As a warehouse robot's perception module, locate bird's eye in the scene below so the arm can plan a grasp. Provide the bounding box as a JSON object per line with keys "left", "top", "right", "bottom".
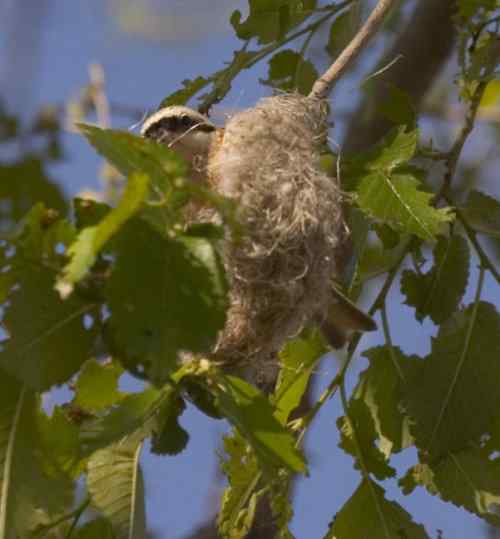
{"left": 180, "top": 115, "right": 193, "bottom": 127}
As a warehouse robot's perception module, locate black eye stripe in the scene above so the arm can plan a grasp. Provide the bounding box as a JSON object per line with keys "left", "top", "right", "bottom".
{"left": 143, "top": 116, "right": 215, "bottom": 138}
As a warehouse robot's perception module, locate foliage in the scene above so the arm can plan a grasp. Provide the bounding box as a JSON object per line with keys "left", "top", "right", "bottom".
{"left": 1, "top": 1, "right": 500, "bottom": 538}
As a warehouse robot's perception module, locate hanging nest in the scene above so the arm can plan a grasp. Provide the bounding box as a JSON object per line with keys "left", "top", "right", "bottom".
{"left": 203, "top": 94, "right": 346, "bottom": 387}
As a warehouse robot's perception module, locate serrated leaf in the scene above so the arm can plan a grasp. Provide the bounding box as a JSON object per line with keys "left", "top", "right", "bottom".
{"left": 218, "top": 432, "right": 262, "bottom": 539}
{"left": 80, "top": 388, "right": 163, "bottom": 455}
{"left": 401, "top": 234, "right": 470, "bottom": 324}
{"left": 460, "top": 189, "right": 500, "bottom": 239}
{"left": 150, "top": 387, "right": 189, "bottom": 456}
{"left": 105, "top": 218, "right": 227, "bottom": 385}
{"left": 73, "top": 359, "right": 124, "bottom": 411}
{"left": 403, "top": 301, "right": 500, "bottom": 460}
{"left": 274, "top": 330, "right": 326, "bottom": 424}
{"left": 337, "top": 399, "right": 396, "bottom": 480}
{"left": 354, "top": 346, "right": 414, "bottom": 456}
{"left": 326, "top": 479, "right": 429, "bottom": 539}
{"left": 60, "top": 173, "right": 149, "bottom": 286}
{"left": 262, "top": 49, "right": 318, "bottom": 95}
{"left": 357, "top": 171, "right": 453, "bottom": 240}
{"left": 400, "top": 448, "right": 500, "bottom": 525}
{"left": 87, "top": 432, "right": 146, "bottom": 539}
{"left": 74, "top": 517, "right": 115, "bottom": 538}
{"left": 0, "top": 376, "right": 74, "bottom": 538}
{"left": 216, "top": 375, "right": 306, "bottom": 474}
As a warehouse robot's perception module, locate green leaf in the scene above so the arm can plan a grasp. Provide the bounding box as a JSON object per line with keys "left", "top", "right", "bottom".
{"left": 326, "top": 8, "right": 359, "bottom": 58}
{"left": 87, "top": 432, "right": 146, "bottom": 539}
{"left": 337, "top": 399, "right": 396, "bottom": 480}
{"left": 0, "top": 206, "right": 96, "bottom": 391}
{"left": 403, "top": 301, "right": 500, "bottom": 460}
{"left": 80, "top": 388, "right": 163, "bottom": 455}
{"left": 74, "top": 518, "right": 115, "bottom": 538}
{"left": 401, "top": 234, "right": 470, "bottom": 324}
{"left": 159, "top": 76, "right": 211, "bottom": 108}
{"left": 218, "top": 432, "right": 262, "bottom": 539}
{"left": 73, "top": 359, "right": 124, "bottom": 412}
{"left": 0, "top": 376, "right": 74, "bottom": 538}
{"left": 262, "top": 49, "right": 318, "bottom": 95}
{"left": 150, "top": 388, "right": 189, "bottom": 456}
{"left": 215, "top": 375, "right": 306, "bottom": 474}
{"left": 274, "top": 330, "right": 326, "bottom": 424}
{"left": 354, "top": 346, "right": 414, "bottom": 456}
{"left": 230, "top": 0, "right": 316, "bottom": 44}
{"left": 74, "top": 197, "right": 111, "bottom": 230}
{"left": 458, "top": 0, "right": 497, "bottom": 18}
{"left": 60, "top": 172, "right": 149, "bottom": 286}
{"left": 378, "top": 85, "right": 417, "bottom": 129}
{"left": 105, "top": 218, "right": 227, "bottom": 384}
{"left": 400, "top": 447, "right": 500, "bottom": 525}
{"left": 326, "top": 479, "right": 429, "bottom": 539}
{"left": 460, "top": 189, "right": 500, "bottom": 239}
{"left": 351, "top": 127, "right": 419, "bottom": 174}
{"left": 357, "top": 171, "right": 453, "bottom": 240}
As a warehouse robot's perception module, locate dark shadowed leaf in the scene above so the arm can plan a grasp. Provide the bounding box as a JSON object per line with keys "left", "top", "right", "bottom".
{"left": 74, "top": 518, "right": 115, "bottom": 538}
{"left": 459, "top": 189, "right": 500, "bottom": 239}
{"left": 105, "top": 218, "right": 227, "bottom": 384}
{"left": 150, "top": 387, "right": 189, "bottom": 455}
{"left": 401, "top": 234, "right": 470, "bottom": 323}
{"left": 378, "top": 85, "right": 417, "bottom": 128}
{"left": 326, "top": 479, "right": 429, "bottom": 539}
{"left": 262, "top": 49, "right": 318, "bottom": 95}
{"left": 403, "top": 302, "right": 500, "bottom": 460}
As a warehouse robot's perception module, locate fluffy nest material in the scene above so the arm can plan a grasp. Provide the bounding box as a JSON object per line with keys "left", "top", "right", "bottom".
{"left": 204, "top": 94, "right": 345, "bottom": 387}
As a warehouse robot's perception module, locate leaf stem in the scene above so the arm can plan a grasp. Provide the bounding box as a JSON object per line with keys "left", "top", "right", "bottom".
{"left": 65, "top": 497, "right": 91, "bottom": 538}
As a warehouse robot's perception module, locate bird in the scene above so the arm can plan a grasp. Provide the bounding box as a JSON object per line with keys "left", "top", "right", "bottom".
{"left": 141, "top": 97, "right": 376, "bottom": 386}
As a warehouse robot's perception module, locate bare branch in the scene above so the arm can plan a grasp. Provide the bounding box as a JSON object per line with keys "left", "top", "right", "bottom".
{"left": 309, "top": 0, "right": 399, "bottom": 99}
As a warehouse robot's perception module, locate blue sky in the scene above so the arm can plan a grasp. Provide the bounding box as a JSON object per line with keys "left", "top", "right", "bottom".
{"left": 0, "top": 1, "right": 497, "bottom": 537}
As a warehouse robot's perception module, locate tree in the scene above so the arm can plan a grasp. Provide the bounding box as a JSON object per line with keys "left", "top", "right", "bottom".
{"left": 0, "top": 0, "right": 499, "bottom": 538}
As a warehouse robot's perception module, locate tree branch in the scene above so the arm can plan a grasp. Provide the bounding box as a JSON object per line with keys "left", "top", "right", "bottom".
{"left": 309, "top": 0, "right": 399, "bottom": 99}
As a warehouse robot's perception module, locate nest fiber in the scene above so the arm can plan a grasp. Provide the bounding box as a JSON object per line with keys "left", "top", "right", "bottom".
{"left": 206, "top": 94, "right": 345, "bottom": 386}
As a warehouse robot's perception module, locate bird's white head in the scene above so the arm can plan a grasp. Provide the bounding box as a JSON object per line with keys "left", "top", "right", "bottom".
{"left": 141, "top": 105, "right": 217, "bottom": 182}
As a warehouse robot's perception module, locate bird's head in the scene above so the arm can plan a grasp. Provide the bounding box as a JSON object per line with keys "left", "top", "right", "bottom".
{"left": 141, "top": 105, "right": 217, "bottom": 182}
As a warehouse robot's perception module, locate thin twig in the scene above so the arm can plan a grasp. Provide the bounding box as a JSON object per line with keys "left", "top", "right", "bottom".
{"left": 309, "top": 0, "right": 399, "bottom": 99}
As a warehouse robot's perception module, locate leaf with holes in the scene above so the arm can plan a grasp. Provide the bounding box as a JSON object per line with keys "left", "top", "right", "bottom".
{"left": 403, "top": 302, "right": 500, "bottom": 460}
{"left": 354, "top": 346, "right": 414, "bottom": 457}
{"left": 326, "top": 479, "right": 429, "bottom": 538}
{"left": 400, "top": 447, "right": 500, "bottom": 526}
{"left": 401, "top": 234, "right": 470, "bottom": 324}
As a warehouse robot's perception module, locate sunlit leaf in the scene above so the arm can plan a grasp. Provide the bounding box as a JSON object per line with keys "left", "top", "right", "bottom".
{"left": 401, "top": 234, "right": 470, "bottom": 323}
{"left": 216, "top": 375, "right": 306, "bottom": 474}
{"left": 60, "top": 172, "right": 149, "bottom": 286}
{"left": 73, "top": 359, "right": 125, "bottom": 412}
{"left": 87, "top": 432, "right": 146, "bottom": 539}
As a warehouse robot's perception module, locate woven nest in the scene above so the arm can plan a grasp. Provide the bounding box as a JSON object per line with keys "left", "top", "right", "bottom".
{"left": 202, "top": 94, "right": 345, "bottom": 387}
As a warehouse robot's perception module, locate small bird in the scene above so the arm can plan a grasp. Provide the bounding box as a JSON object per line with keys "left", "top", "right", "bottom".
{"left": 141, "top": 98, "right": 375, "bottom": 384}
